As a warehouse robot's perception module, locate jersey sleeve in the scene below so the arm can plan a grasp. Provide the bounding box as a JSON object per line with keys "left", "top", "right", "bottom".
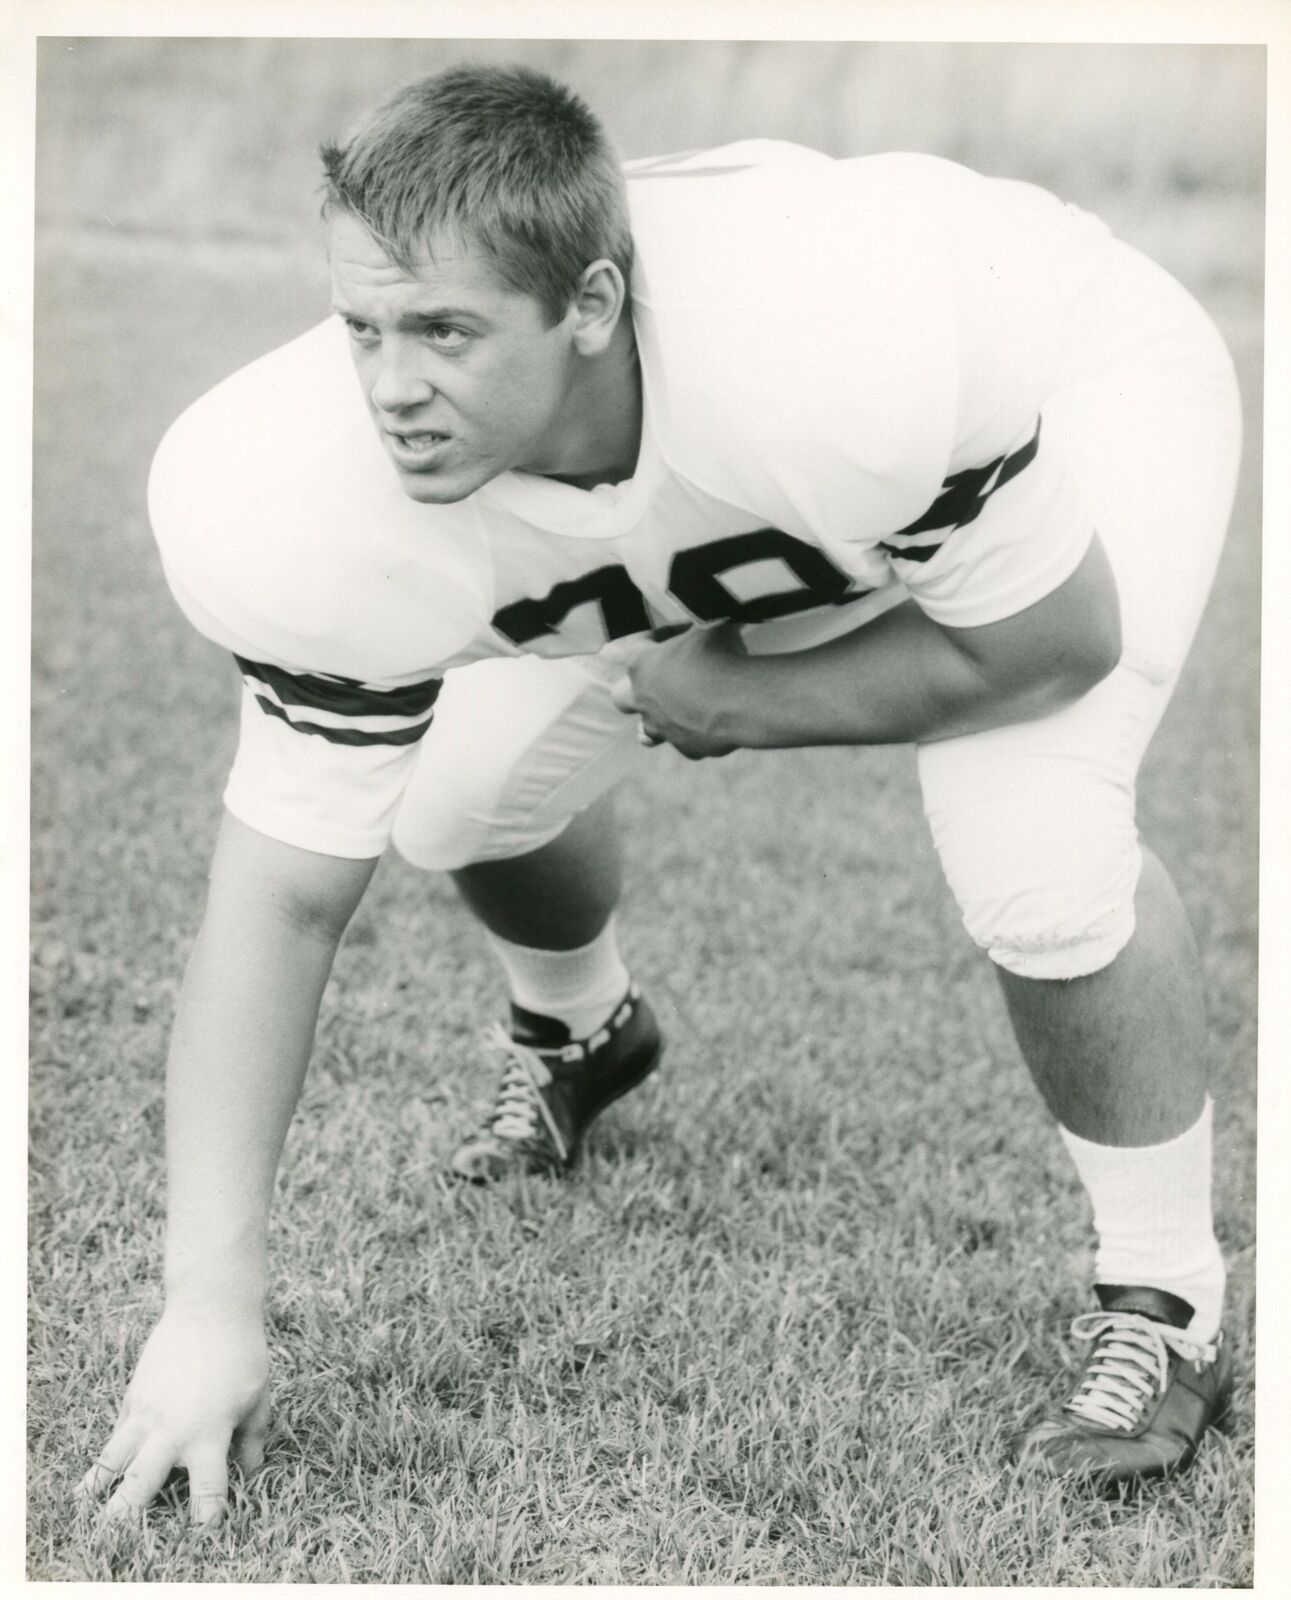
{"left": 857, "top": 156, "right": 1103, "bottom": 627}
{"left": 877, "top": 413, "right": 1095, "bottom": 629}
{"left": 147, "top": 318, "right": 498, "bottom": 858}
{"left": 639, "top": 151, "right": 1103, "bottom": 628}
{"left": 223, "top": 657, "right": 442, "bottom": 859}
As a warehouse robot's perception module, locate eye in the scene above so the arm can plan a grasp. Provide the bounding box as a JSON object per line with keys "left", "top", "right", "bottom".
{"left": 341, "top": 316, "right": 378, "bottom": 344}
{"left": 425, "top": 323, "right": 470, "bottom": 351}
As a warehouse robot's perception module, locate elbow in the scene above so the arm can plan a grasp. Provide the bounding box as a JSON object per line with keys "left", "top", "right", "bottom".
{"left": 206, "top": 814, "right": 376, "bottom": 950}
{"left": 273, "top": 882, "right": 361, "bottom": 948}
{"left": 1074, "top": 601, "right": 1123, "bottom": 692}
{"left": 949, "top": 536, "right": 1124, "bottom": 729}
{"left": 1058, "top": 533, "right": 1124, "bottom": 698}
{"left": 1028, "top": 528, "right": 1125, "bottom": 708}
{"left": 1047, "top": 607, "right": 1123, "bottom": 708}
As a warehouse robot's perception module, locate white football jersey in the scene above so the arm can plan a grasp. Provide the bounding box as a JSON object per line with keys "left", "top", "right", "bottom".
{"left": 149, "top": 142, "right": 1123, "bottom": 856}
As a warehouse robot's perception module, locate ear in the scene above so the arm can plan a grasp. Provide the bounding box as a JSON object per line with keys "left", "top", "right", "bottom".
{"left": 569, "top": 260, "right": 628, "bottom": 356}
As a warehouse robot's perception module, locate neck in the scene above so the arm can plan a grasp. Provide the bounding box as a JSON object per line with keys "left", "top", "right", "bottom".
{"left": 542, "top": 320, "right": 642, "bottom": 491}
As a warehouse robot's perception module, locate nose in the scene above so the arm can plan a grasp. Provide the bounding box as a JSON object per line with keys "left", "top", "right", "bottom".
{"left": 369, "top": 348, "right": 435, "bottom": 414}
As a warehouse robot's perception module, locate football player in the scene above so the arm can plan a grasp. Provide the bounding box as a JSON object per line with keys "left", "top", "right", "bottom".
{"left": 81, "top": 66, "right": 1242, "bottom": 1523}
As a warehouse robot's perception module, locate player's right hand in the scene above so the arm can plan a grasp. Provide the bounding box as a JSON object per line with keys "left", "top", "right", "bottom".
{"left": 78, "top": 1304, "right": 270, "bottom": 1527}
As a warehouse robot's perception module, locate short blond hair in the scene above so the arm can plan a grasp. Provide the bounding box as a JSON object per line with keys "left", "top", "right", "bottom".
{"left": 320, "top": 65, "right": 633, "bottom": 324}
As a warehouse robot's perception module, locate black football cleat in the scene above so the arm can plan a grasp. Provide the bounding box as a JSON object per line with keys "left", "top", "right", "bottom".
{"left": 1012, "top": 1284, "right": 1232, "bottom": 1487}
{"left": 449, "top": 984, "right": 663, "bottom": 1182}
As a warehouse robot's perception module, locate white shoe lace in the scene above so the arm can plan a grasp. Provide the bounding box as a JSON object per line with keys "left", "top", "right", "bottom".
{"left": 480, "top": 1024, "right": 568, "bottom": 1162}
{"left": 1064, "top": 1311, "right": 1217, "bottom": 1432}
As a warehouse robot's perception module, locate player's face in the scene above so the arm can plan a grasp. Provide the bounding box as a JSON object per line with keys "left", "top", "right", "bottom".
{"left": 328, "top": 211, "right": 580, "bottom": 504}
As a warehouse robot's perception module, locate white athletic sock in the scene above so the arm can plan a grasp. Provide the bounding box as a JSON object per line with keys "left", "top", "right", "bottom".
{"left": 1059, "top": 1097, "right": 1225, "bottom": 1342}
{"left": 485, "top": 919, "right": 631, "bottom": 1041}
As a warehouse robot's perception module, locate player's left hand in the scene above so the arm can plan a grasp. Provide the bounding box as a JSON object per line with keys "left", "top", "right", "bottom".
{"left": 609, "top": 623, "right": 748, "bottom": 760}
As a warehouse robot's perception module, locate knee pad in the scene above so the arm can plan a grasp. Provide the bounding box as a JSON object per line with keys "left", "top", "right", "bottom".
{"left": 961, "top": 856, "right": 1140, "bottom": 980}
{"left": 923, "top": 755, "right": 1142, "bottom": 980}
{"left": 390, "top": 764, "right": 571, "bottom": 873}
{"left": 389, "top": 655, "right": 641, "bottom": 873}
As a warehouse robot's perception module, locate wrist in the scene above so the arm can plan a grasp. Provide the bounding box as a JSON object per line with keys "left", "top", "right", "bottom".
{"left": 164, "top": 1234, "right": 267, "bottom": 1315}
{"left": 163, "top": 1273, "right": 266, "bottom": 1322}
{"left": 713, "top": 653, "right": 776, "bottom": 749}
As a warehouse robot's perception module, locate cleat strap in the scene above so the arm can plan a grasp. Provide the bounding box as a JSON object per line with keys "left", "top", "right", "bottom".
{"left": 1095, "top": 1283, "right": 1196, "bottom": 1329}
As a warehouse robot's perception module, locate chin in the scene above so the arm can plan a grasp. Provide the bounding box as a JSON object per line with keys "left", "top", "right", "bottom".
{"left": 398, "top": 473, "right": 473, "bottom": 505}
{"left": 395, "top": 467, "right": 485, "bottom": 506}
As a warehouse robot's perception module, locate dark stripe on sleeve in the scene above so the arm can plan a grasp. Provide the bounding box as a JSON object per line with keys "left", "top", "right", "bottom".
{"left": 953, "top": 418, "right": 1044, "bottom": 533}
{"left": 995, "top": 416, "right": 1042, "bottom": 491}
{"left": 235, "top": 656, "right": 442, "bottom": 718}
{"left": 880, "top": 418, "right": 1043, "bottom": 564}
{"left": 885, "top": 458, "right": 1006, "bottom": 544}
{"left": 251, "top": 694, "right": 433, "bottom": 747}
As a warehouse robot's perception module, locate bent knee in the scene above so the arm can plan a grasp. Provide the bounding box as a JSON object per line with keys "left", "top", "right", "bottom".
{"left": 390, "top": 778, "right": 570, "bottom": 873}
{"left": 972, "top": 894, "right": 1138, "bottom": 979}
{"left": 390, "top": 709, "right": 638, "bottom": 873}
{"left": 934, "top": 802, "right": 1143, "bottom": 980}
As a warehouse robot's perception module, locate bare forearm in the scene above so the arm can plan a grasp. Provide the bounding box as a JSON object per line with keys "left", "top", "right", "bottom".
{"left": 618, "top": 537, "right": 1122, "bottom": 757}
{"left": 163, "top": 913, "right": 337, "bottom": 1305}
{"left": 731, "top": 601, "right": 1068, "bottom": 747}
{"left": 162, "top": 816, "right": 376, "bottom": 1308}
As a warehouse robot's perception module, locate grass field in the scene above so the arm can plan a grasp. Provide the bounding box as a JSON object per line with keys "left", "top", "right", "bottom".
{"left": 28, "top": 39, "right": 1262, "bottom": 1584}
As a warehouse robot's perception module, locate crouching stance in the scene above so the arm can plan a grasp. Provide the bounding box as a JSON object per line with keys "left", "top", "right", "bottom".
{"left": 82, "top": 66, "right": 1240, "bottom": 1522}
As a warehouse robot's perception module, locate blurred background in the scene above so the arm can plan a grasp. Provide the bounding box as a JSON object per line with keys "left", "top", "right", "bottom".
{"left": 29, "top": 38, "right": 1264, "bottom": 1583}
{"left": 37, "top": 38, "right": 1264, "bottom": 311}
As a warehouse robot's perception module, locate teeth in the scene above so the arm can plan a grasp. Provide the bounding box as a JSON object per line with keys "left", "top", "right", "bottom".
{"left": 398, "top": 433, "right": 443, "bottom": 450}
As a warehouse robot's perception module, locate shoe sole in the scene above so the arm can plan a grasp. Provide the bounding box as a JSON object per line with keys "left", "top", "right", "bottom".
{"left": 1014, "top": 1385, "right": 1234, "bottom": 1492}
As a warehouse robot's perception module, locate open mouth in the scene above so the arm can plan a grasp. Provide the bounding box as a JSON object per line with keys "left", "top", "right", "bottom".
{"left": 390, "top": 430, "right": 450, "bottom": 459}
